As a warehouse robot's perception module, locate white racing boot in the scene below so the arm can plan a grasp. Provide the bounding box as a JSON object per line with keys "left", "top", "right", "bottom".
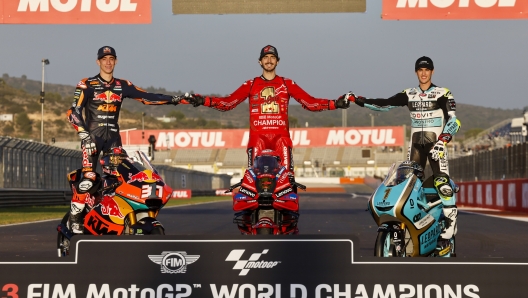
{"left": 440, "top": 206, "right": 458, "bottom": 240}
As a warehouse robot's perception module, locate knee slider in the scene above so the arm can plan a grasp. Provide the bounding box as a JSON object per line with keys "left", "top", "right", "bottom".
{"left": 434, "top": 176, "right": 453, "bottom": 197}
{"left": 76, "top": 171, "right": 101, "bottom": 195}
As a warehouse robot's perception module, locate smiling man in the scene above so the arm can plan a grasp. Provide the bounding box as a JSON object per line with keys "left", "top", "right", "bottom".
{"left": 351, "top": 56, "right": 461, "bottom": 244}
{"left": 184, "top": 45, "right": 353, "bottom": 172}
{"left": 65, "top": 46, "right": 183, "bottom": 234}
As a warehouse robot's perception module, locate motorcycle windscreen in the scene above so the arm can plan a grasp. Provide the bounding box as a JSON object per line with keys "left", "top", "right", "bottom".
{"left": 252, "top": 155, "right": 281, "bottom": 175}
{"left": 384, "top": 161, "right": 415, "bottom": 187}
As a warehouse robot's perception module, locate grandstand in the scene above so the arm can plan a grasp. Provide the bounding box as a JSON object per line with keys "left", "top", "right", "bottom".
{"left": 162, "top": 146, "right": 405, "bottom": 178}
{"left": 53, "top": 141, "right": 406, "bottom": 178}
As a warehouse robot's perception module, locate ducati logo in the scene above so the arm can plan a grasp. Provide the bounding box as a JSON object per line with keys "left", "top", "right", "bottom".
{"left": 148, "top": 251, "right": 200, "bottom": 274}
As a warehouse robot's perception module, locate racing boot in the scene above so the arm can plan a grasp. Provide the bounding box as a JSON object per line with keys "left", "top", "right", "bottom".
{"left": 69, "top": 202, "right": 85, "bottom": 234}
{"left": 440, "top": 206, "right": 458, "bottom": 240}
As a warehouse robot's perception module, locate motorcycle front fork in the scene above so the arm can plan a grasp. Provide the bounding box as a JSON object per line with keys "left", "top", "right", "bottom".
{"left": 391, "top": 223, "right": 406, "bottom": 257}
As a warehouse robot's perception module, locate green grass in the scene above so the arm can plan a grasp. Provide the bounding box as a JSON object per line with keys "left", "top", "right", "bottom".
{"left": 0, "top": 196, "right": 230, "bottom": 226}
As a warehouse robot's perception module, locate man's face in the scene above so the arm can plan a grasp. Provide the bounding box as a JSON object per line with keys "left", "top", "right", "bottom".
{"left": 259, "top": 54, "right": 278, "bottom": 71}
{"left": 97, "top": 55, "right": 117, "bottom": 75}
{"left": 416, "top": 68, "right": 433, "bottom": 85}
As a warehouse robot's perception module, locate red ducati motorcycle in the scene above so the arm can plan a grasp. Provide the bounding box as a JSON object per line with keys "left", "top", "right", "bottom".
{"left": 230, "top": 150, "right": 306, "bottom": 235}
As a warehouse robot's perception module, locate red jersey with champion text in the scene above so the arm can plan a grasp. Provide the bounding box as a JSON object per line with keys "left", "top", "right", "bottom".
{"left": 203, "top": 75, "right": 337, "bottom": 135}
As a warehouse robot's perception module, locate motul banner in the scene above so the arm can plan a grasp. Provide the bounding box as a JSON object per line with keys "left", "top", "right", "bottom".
{"left": 0, "top": 0, "right": 151, "bottom": 24}
{"left": 382, "top": 0, "right": 528, "bottom": 20}
{"left": 121, "top": 127, "right": 405, "bottom": 149}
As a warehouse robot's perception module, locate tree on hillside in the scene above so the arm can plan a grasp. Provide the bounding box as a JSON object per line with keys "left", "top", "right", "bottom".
{"left": 15, "top": 112, "right": 32, "bottom": 136}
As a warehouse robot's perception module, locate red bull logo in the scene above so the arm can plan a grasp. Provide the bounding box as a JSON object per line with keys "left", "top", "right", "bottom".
{"left": 100, "top": 195, "right": 124, "bottom": 218}
{"left": 94, "top": 91, "right": 122, "bottom": 103}
{"left": 127, "top": 170, "right": 163, "bottom": 184}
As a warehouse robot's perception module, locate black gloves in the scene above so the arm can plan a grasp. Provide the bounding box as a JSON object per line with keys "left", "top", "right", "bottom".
{"left": 355, "top": 95, "right": 366, "bottom": 107}
{"left": 78, "top": 131, "right": 97, "bottom": 156}
{"left": 170, "top": 95, "right": 182, "bottom": 105}
{"left": 185, "top": 93, "right": 205, "bottom": 107}
{"left": 334, "top": 92, "right": 355, "bottom": 109}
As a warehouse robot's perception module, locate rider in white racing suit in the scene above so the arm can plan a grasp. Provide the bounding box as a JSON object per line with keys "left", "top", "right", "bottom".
{"left": 353, "top": 56, "right": 461, "bottom": 241}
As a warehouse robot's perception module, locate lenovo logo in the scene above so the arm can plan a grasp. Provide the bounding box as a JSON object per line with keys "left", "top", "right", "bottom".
{"left": 18, "top": 0, "right": 138, "bottom": 12}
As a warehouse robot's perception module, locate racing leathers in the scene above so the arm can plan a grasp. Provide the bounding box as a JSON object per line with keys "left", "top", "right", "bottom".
{"left": 197, "top": 75, "right": 339, "bottom": 171}
{"left": 355, "top": 84, "right": 461, "bottom": 240}
{"left": 66, "top": 74, "right": 178, "bottom": 234}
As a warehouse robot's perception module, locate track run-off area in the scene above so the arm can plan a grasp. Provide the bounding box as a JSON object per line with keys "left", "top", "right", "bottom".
{"left": 1, "top": 183, "right": 527, "bottom": 261}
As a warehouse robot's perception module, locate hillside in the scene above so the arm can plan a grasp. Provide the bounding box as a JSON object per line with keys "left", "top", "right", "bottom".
{"left": 0, "top": 74, "right": 523, "bottom": 143}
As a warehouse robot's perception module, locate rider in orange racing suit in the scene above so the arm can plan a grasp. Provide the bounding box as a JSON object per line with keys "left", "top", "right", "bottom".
{"left": 66, "top": 46, "right": 183, "bottom": 234}
{"left": 185, "top": 45, "right": 354, "bottom": 172}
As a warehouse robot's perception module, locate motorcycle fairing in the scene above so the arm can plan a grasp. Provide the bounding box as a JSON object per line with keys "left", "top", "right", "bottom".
{"left": 84, "top": 208, "right": 124, "bottom": 235}
{"left": 371, "top": 174, "right": 445, "bottom": 257}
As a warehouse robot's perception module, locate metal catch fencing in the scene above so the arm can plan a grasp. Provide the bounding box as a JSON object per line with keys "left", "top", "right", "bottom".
{"left": 449, "top": 143, "right": 527, "bottom": 182}
{"left": 0, "top": 136, "right": 231, "bottom": 194}
{"left": 0, "top": 136, "right": 81, "bottom": 189}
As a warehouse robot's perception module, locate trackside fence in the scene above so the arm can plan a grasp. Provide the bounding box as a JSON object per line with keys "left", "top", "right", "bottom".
{"left": 0, "top": 136, "right": 231, "bottom": 207}
{"left": 449, "top": 143, "right": 527, "bottom": 182}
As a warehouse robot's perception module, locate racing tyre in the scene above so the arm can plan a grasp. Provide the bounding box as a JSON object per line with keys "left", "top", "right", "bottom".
{"left": 57, "top": 212, "right": 70, "bottom": 257}
{"left": 256, "top": 228, "right": 273, "bottom": 234}
{"left": 374, "top": 230, "right": 397, "bottom": 257}
{"left": 151, "top": 226, "right": 165, "bottom": 235}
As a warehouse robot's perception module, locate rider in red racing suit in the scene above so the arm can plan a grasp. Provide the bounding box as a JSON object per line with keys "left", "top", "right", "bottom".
{"left": 185, "top": 45, "right": 354, "bottom": 172}
{"left": 65, "top": 46, "right": 182, "bottom": 234}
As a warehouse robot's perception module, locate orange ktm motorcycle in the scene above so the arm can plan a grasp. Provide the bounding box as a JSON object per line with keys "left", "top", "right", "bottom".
{"left": 57, "top": 150, "right": 172, "bottom": 257}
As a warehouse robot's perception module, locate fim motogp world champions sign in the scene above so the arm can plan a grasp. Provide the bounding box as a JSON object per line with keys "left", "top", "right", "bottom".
{"left": 1, "top": 235, "right": 528, "bottom": 297}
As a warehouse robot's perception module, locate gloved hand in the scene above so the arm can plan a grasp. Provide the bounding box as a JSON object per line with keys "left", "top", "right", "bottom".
{"left": 430, "top": 140, "right": 446, "bottom": 161}
{"left": 335, "top": 91, "right": 355, "bottom": 109}
{"left": 185, "top": 93, "right": 205, "bottom": 107}
{"left": 170, "top": 95, "right": 182, "bottom": 105}
{"left": 78, "top": 131, "right": 97, "bottom": 156}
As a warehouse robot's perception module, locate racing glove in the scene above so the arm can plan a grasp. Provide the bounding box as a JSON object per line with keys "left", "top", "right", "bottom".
{"left": 334, "top": 92, "right": 355, "bottom": 109}
{"left": 78, "top": 131, "right": 97, "bottom": 156}
{"left": 430, "top": 140, "right": 446, "bottom": 161}
{"left": 354, "top": 95, "right": 366, "bottom": 107}
{"left": 170, "top": 95, "right": 183, "bottom": 105}
{"left": 185, "top": 93, "right": 205, "bottom": 107}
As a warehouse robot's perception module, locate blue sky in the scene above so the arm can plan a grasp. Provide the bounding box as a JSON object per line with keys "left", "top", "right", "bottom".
{"left": 0, "top": 1, "right": 527, "bottom": 109}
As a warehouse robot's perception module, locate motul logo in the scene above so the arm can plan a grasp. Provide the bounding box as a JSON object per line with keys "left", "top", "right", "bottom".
{"left": 326, "top": 129, "right": 397, "bottom": 146}
{"left": 17, "top": 0, "right": 139, "bottom": 12}
{"left": 384, "top": 0, "right": 526, "bottom": 20}
{"left": 172, "top": 190, "right": 191, "bottom": 199}
{"left": 396, "top": 0, "right": 516, "bottom": 8}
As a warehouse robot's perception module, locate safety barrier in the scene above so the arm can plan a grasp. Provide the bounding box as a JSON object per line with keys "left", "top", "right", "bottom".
{"left": 0, "top": 136, "right": 232, "bottom": 194}
{"left": 458, "top": 179, "right": 528, "bottom": 212}
{"left": 0, "top": 189, "right": 73, "bottom": 207}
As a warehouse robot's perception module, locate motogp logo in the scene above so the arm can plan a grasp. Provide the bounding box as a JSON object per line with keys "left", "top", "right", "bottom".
{"left": 225, "top": 249, "right": 280, "bottom": 276}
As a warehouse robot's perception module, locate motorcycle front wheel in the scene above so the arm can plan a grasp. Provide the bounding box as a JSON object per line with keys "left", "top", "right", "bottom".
{"left": 256, "top": 228, "right": 273, "bottom": 234}
{"left": 150, "top": 226, "right": 165, "bottom": 235}
{"left": 374, "top": 230, "right": 405, "bottom": 257}
{"left": 57, "top": 212, "right": 70, "bottom": 257}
